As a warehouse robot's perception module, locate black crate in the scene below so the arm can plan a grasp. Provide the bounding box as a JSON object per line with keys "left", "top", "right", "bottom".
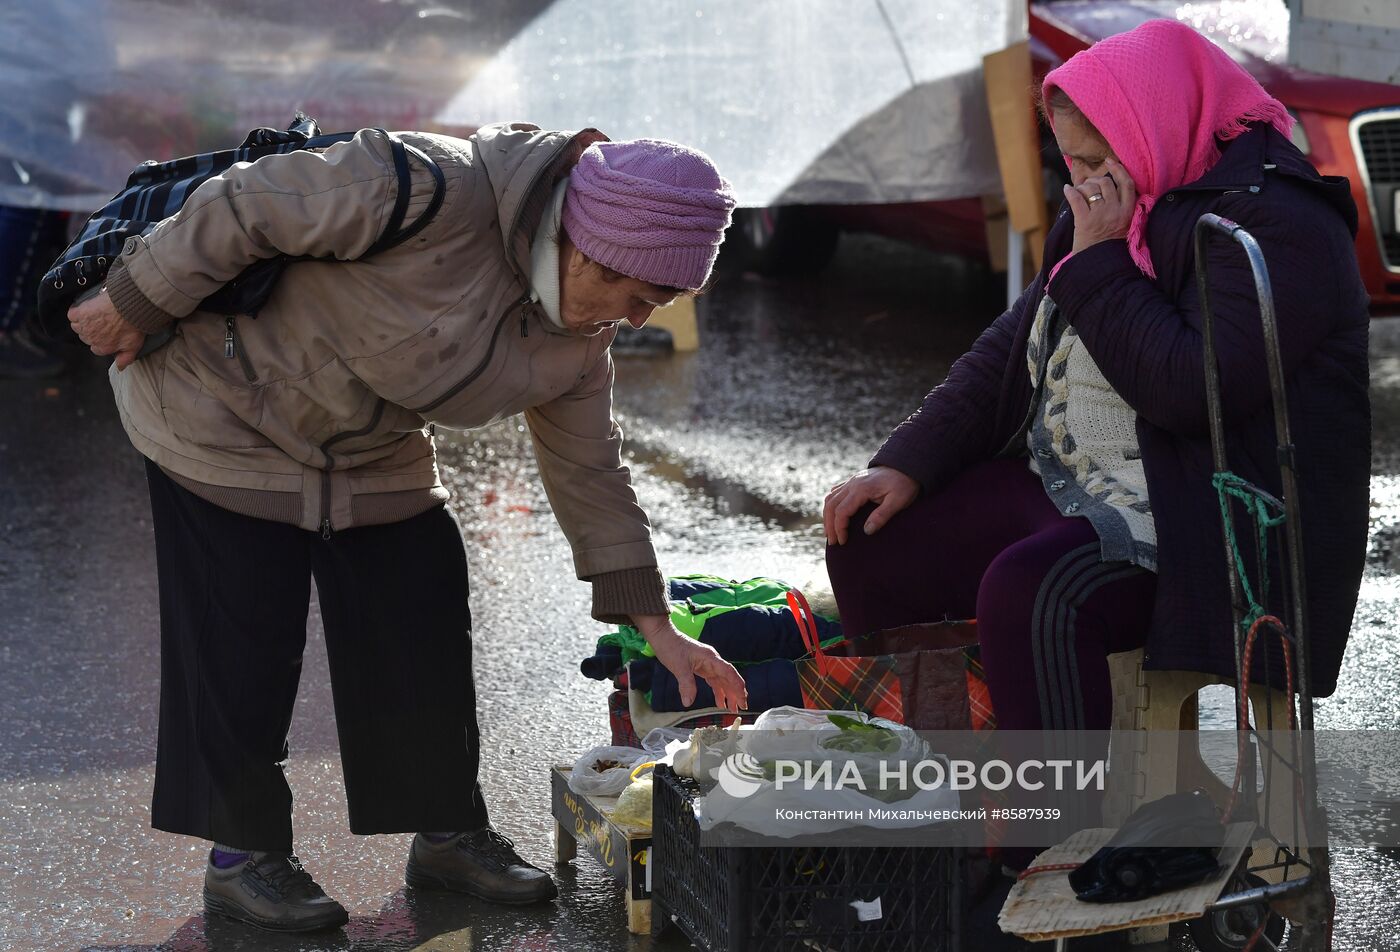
{"left": 651, "top": 766, "right": 959, "bottom": 952}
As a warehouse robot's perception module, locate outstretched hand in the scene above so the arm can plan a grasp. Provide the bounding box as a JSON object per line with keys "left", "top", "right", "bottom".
{"left": 635, "top": 614, "right": 747, "bottom": 713}
{"left": 823, "top": 466, "right": 918, "bottom": 545}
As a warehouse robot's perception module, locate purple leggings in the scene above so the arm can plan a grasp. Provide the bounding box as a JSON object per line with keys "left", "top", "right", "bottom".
{"left": 825, "top": 458, "right": 1155, "bottom": 731}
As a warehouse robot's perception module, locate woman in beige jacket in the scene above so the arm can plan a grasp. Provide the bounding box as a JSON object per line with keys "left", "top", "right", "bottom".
{"left": 67, "top": 123, "right": 744, "bottom": 932}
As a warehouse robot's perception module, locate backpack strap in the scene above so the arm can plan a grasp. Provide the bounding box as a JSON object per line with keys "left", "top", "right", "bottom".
{"left": 209, "top": 132, "right": 446, "bottom": 318}
{"left": 366, "top": 130, "right": 411, "bottom": 257}
{"left": 365, "top": 134, "right": 447, "bottom": 257}
{"left": 388, "top": 142, "right": 447, "bottom": 248}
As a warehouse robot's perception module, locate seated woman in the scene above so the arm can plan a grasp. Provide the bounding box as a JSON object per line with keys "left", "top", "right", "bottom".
{"left": 823, "top": 19, "right": 1369, "bottom": 737}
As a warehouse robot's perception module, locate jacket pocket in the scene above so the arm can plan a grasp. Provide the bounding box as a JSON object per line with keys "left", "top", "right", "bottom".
{"left": 160, "top": 355, "right": 275, "bottom": 449}
{"left": 343, "top": 430, "right": 439, "bottom": 494}
{"left": 382, "top": 401, "right": 428, "bottom": 434}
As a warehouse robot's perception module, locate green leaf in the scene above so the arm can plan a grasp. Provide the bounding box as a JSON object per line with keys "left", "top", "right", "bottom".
{"left": 827, "top": 713, "right": 876, "bottom": 732}
{"left": 824, "top": 714, "right": 900, "bottom": 753}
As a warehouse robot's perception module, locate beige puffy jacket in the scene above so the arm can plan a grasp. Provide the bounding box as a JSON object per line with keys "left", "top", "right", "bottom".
{"left": 105, "top": 122, "right": 668, "bottom": 621}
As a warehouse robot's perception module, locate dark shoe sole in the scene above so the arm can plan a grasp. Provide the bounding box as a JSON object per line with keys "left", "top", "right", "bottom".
{"left": 405, "top": 861, "right": 558, "bottom": 905}
{"left": 203, "top": 889, "right": 350, "bottom": 933}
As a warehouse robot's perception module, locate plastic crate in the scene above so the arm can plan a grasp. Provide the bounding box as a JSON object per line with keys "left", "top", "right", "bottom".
{"left": 651, "top": 766, "right": 959, "bottom": 952}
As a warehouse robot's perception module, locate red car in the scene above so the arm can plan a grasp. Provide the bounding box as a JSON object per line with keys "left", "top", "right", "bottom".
{"left": 734, "top": 1, "right": 1400, "bottom": 314}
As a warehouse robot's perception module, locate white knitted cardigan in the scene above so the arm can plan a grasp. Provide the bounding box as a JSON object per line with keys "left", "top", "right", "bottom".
{"left": 1026, "top": 296, "right": 1158, "bottom": 556}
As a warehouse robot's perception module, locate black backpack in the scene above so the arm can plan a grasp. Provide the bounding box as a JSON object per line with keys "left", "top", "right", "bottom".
{"left": 37, "top": 114, "right": 445, "bottom": 340}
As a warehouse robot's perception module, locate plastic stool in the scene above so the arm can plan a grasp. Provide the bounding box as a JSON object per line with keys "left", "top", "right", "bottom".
{"left": 1104, "top": 648, "right": 1307, "bottom": 883}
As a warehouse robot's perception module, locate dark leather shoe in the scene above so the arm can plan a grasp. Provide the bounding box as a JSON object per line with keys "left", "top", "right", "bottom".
{"left": 203, "top": 851, "right": 349, "bottom": 932}
{"left": 405, "top": 828, "right": 558, "bottom": 904}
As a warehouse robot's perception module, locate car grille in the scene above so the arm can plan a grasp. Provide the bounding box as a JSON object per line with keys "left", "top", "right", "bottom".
{"left": 1356, "top": 113, "right": 1400, "bottom": 269}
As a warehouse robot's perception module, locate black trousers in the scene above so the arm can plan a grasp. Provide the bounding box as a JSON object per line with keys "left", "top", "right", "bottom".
{"left": 145, "top": 460, "right": 488, "bottom": 852}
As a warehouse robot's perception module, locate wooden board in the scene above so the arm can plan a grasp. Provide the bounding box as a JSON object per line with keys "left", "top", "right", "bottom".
{"left": 550, "top": 765, "right": 653, "bottom": 934}
{"left": 997, "top": 822, "right": 1255, "bottom": 941}
{"left": 982, "top": 40, "right": 1048, "bottom": 270}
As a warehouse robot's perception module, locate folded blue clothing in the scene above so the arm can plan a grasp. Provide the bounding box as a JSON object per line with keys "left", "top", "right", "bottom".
{"left": 666, "top": 576, "right": 730, "bottom": 601}
{"left": 665, "top": 575, "right": 793, "bottom": 607}
{"left": 580, "top": 643, "right": 625, "bottom": 681}
{"left": 682, "top": 603, "right": 841, "bottom": 663}
{"left": 630, "top": 657, "right": 803, "bottom": 713}
{"left": 579, "top": 603, "right": 843, "bottom": 682}
{"left": 581, "top": 574, "right": 842, "bottom": 685}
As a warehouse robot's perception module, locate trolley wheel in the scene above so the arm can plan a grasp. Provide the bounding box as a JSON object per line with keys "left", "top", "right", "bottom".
{"left": 1189, "top": 873, "right": 1286, "bottom": 951}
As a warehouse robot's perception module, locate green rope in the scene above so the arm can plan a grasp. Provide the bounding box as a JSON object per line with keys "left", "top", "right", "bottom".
{"left": 1212, "top": 471, "right": 1286, "bottom": 630}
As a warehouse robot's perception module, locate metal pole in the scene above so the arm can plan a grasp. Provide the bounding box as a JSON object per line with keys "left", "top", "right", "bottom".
{"left": 1193, "top": 215, "right": 1251, "bottom": 689}
{"left": 1008, "top": 224, "right": 1024, "bottom": 309}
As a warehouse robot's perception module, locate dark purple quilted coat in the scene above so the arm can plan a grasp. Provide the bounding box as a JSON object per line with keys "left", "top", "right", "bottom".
{"left": 872, "top": 126, "right": 1369, "bottom": 696}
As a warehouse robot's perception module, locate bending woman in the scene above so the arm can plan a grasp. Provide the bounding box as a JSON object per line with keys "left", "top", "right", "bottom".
{"left": 823, "top": 20, "right": 1368, "bottom": 736}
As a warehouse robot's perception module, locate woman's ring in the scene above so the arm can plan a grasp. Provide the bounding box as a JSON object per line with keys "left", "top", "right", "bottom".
{"left": 1087, "top": 193, "right": 1105, "bottom": 204}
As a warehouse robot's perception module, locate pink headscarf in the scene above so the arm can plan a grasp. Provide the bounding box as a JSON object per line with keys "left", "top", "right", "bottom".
{"left": 1042, "top": 19, "right": 1293, "bottom": 279}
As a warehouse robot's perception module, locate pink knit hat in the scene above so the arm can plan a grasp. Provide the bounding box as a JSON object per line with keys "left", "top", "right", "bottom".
{"left": 562, "top": 139, "right": 736, "bottom": 292}
{"left": 1043, "top": 19, "right": 1292, "bottom": 279}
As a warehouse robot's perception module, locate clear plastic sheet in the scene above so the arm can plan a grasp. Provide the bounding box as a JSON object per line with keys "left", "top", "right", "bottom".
{"left": 438, "top": 0, "right": 1025, "bottom": 207}
{"left": 2, "top": 0, "right": 1022, "bottom": 212}
{"left": 0, "top": 0, "right": 531, "bottom": 211}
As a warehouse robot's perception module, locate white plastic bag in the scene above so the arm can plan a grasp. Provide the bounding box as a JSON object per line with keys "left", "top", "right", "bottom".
{"left": 744, "top": 706, "right": 867, "bottom": 762}
{"left": 640, "top": 726, "right": 693, "bottom": 759}
{"left": 693, "top": 707, "right": 959, "bottom": 835}
{"left": 674, "top": 723, "right": 744, "bottom": 779}
{"left": 568, "top": 745, "right": 650, "bottom": 797}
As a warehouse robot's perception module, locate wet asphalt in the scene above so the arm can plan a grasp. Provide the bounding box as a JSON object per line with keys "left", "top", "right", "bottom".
{"left": 1, "top": 234, "right": 1398, "bottom": 951}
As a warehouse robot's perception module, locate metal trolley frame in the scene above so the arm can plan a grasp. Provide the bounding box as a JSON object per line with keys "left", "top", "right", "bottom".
{"left": 1191, "top": 212, "right": 1334, "bottom": 952}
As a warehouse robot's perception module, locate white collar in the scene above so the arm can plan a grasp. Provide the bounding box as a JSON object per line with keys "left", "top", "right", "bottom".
{"left": 527, "top": 179, "right": 569, "bottom": 329}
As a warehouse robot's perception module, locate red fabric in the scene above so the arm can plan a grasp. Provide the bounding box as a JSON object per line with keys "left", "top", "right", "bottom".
{"left": 795, "top": 654, "right": 907, "bottom": 723}
{"left": 608, "top": 689, "right": 640, "bottom": 748}
{"left": 789, "top": 589, "right": 906, "bottom": 723}
{"left": 1042, "top": 18, "right": 1291, "bottom": 279}
{"left": 964, "top": 644, "right": 1007, "bottom": 855}
{"left": 964, "top": 648, "right": 996, "bottom": 733}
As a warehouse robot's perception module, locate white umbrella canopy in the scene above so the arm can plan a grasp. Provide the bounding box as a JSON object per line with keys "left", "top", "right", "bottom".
{"left": 438, "top": 0, "right": 1027, "bottom": 208}
{"left": 0, "top": 0, "right": 547, "bottom": 211}
{"left": 0, "top": 0, "right": 1021, "bottom": 212}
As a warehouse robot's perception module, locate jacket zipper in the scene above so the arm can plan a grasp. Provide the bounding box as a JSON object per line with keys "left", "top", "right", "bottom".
{"left": 412, "top": 295, "right": 531, "bottom": 414}
{"left": 407, "top": 132, "right": 577, "bottom": 414}
{"left": 499, "top": 134, "right": 580, "bottom": 336}
{"left": 995, "top": 304, "right": 1063, "bottom": 459}
{"left": 319, "top": 468, "right": 333, "bottom": 539}
{"left": 317, "top": 398, "right": 387, "bottom": 539}
{"left": 504, "top": 135, "right": 577, "bottom": 270}
{"left": 223, "top": 316, "right": 259, "bottom": 383}
{"left": 495, "top": 129, "right": 585, "bottom": 293}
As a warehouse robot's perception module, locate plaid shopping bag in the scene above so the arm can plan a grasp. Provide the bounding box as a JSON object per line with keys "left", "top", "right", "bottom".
{"left": 963, "top": 643, "right": 1008, "bottom": 854}
{"left": 964, "top": 643, "right": 997, "bottom": 732}
{"left": 789, "top": 590, "right": 906, "bottom": 722}
{"left": 828, "top": 618, "right": 1009, "bottom": 856}
{"left": 832, "top": 620, "right": 980, "bottom": 730}
{"left": 607, "top": 689, "right": 641, "bottom": 748}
